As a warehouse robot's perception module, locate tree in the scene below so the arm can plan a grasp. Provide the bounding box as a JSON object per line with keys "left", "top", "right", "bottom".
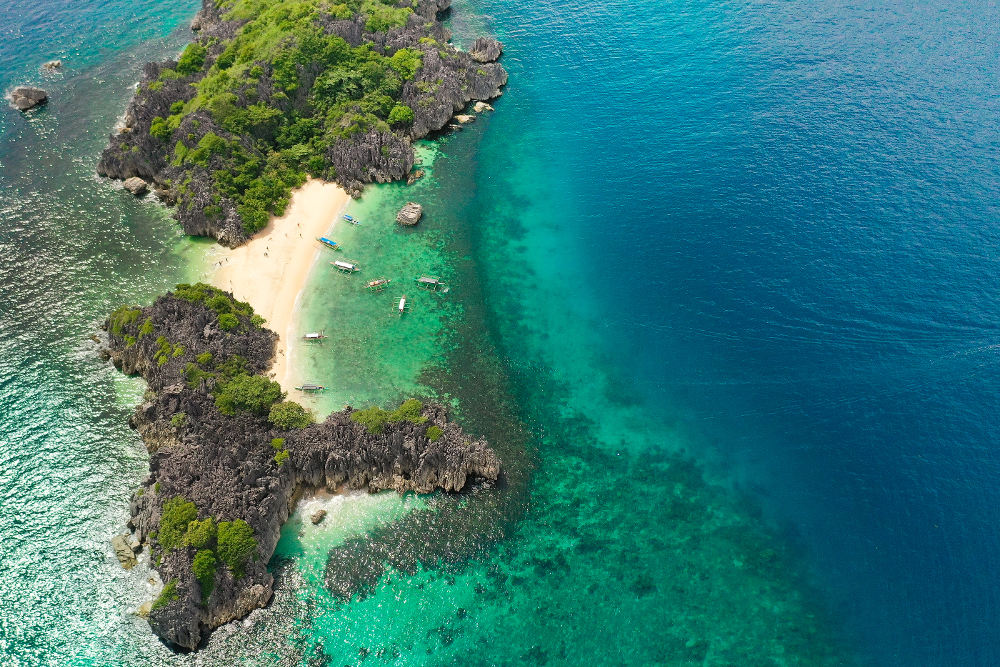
{"left": 215, "top": 373, "right": 284, "bottom": 416}
{"left": 268, "top": 401, "right": 313, "bottom": 429}
{"left": 387, "top": 104, "right": 414, "bottom": 127}
{"left": 158, "top": 497, "right": 198, "bottom": 551}
{"left": 192, "top": 549, "right": 218, "bottom": 600}
{"left": 217, "top": 520, "right": 257, "bottom": 578}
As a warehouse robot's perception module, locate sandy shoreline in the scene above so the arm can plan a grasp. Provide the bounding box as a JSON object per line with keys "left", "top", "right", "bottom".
{"left": 206, "top": 179, "right": 351, "bottom": 391}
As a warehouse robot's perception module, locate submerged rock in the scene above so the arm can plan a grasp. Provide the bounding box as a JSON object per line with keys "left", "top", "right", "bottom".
{"left": 396, "top": 202, "right": 423, "bottom": 226}
{"left": 123, "top": 177, "right": 149, "bottom": 196}
{"left": 41, "top": 60, "right": 62, "bottom": 71}
{"left": 406, "top": 169, "right": 426, "bottom": 185}
{"left": 7, "top": 86, "right": 47, "bottom": 111}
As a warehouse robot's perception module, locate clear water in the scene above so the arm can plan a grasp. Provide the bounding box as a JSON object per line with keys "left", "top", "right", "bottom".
{"left": 3, "top": 0, "right": 1000, "bottom": 664}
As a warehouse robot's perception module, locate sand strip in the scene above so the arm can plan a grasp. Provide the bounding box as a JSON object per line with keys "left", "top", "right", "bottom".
{"left": 207, "top": 179, "right": 351, "bottom": 391}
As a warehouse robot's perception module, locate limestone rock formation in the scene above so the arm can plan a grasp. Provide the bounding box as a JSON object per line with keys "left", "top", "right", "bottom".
{"left": 396, "top": 202, "right": 423, "bottom": 226}
{"left": 7, "top": 86, "right": 47, "bottom": 111}
{"left": 123, "top": 177, "right": 149, "bottom": 196}
{"left": 100, "top": 288, "right": 500, "bottom": 650}
{"left": 111, "top": 535, "right": 138, "bottom": 569}
{"left": 473, "top": 101, "right": 494, "bottom": 113}
{"left": 310, "top": 509, "right": 327, "bottom": 525}
{"left": 469, "top": 37, "right": 503, "bottom": 63}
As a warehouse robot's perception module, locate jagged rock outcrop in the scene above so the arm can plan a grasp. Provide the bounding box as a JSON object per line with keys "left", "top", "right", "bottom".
{"left": 41, "top": 60, "right": 62, "bottom": 71}
{"left": 396, "top": 202, "right": 423, "bottom": 226}
{"left": 97, "top": 0, "right": 507, "bottom": 246}
{"left": 101, "top": 287, "right": 500, "bottom": 650}
{"left": 469, "top": 37, "right": 503, "bottom": 64}
{"left": 7, "top": 86, "right": 47, "bottom": 111}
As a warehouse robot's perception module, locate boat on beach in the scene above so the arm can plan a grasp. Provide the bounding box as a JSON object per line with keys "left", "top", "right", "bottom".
{"left": 295, "top": 383, "right": 326, "bottom": 392}
{"left": 366, "top": 277, "right": 390, "bottom": 291}
{"left": 332, "top": 259, "right": 360, "bottom": 273}
{"left": 316, "top": 237, "right": 341, "bottom": 251}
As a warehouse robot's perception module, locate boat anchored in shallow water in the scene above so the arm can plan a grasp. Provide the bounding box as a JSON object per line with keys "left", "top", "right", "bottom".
{"left": 366, "top": 277, "right": 390, "bottom": 291}
{"left": 302, "top": 331, "right": 327, "bottom": 341}
{"left": 397, "top": 295, "right": 409, "bottom": 315}
{"left": 295, "top": 383, "right": 326, "bottom": 392}
{"left": 343, "top": 214, "right": 361, "bottom": 225}
{"left": 316, "top": 237, "right": 341, "bottom": 251}
{"left": 416, "top": 275, "right": 448, "bottom": 292}
{"left": 332, "top": 259, "right": 360, "bottom": 273}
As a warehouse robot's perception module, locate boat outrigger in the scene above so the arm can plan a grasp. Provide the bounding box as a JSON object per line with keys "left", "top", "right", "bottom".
{"left": 397, "top": 295, "right": 409, "bottom": 315}
{"left": 316, "top": 237, "right": 341, "bottom": 251}
{"left": 295, "top": 383, "right": 326, "bottom": 392}
{"left": 302, "top": 331, "right": 327, "bottom": 341}
{"left": 332, "top": 259, "right": 361, "bottom": 273}
{"left": 365, "top": 277, "right": 391, "bottom": 291}
{"left": 416, "top": 275, "right": 448, "bottom": 292}
{"left": 343, "top": 214, "right": 361, "bottom": 225}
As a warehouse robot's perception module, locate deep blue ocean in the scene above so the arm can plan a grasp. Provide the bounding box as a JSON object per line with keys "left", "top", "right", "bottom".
{"left": 2, "top": 0, "right": 1000, "bottom": 664}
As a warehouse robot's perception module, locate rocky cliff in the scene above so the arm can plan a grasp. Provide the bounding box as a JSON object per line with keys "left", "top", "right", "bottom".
{"left": 102, "top": 286, "right": 500, "bottom": 650}
{"left": 97, "top": 0, "right": 507, "bottom": 247}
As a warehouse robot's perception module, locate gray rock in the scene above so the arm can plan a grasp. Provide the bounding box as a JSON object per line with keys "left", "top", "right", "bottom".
{"left": 190, "top": 12, "right": 203, "bottom": 31}
{"left": 396, "top": 202, "right": 423, "bottom": 226}
{"left": 469, "top": 37, "right": 503, "bottom": 63}
{"left": 102, "top": 290, "right": 500, "bottom": 650}
{"left": 41, "top": 60, "right": 62, "bottom": 71}
{"left": 7, "top": 86, "right": 47, "bottom": 111}
{"left": 111, "top": 534, "right": 138, "bottom": 569}
{"left": 123, "top": 177, "right": 149, "bottom": 196}
{"left": 310, "top": 509, "right": 328, "bottom": 525}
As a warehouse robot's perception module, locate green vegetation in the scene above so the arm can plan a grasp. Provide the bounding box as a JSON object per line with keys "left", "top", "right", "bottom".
{"left": 151, "top": 579, "right": 179, "bottom": 611}
{"left": 183, "top": 517, "right": 217, "bottom": 549}
{"left": 218, "top": 313, "right": 239, "bottom": 330}
{"left": 426, "top": 425, "right": 443, "bottom": 442}
{"left": 217, "top": 519, "right": 257, "bottom": 578}
{"left": 350, "top": 398, "right": 427, "bottom": 434}
{"left": 274, "top": 449, "right": 290, "bottom": 466}
{"left": 192, "top": 549, "right": 218, "bottom": 600}
{"left": 109, "top": 306, "right": 141, "bottom": 336}
{"left": 215, "top": 373, "right": 284, "bottom": 416}
{"left": 158, "top": 496, "right": 198, "bottom": 551}
{"left": 196, "top": 352, "right": 213, "bottom": 365}
{"left": 170, "top": 412, "right": 187, "bottom": 428}
{"left": 138, "top": 317, "right": 155, "bottom": 338}
{"left": 268, "top": 401, "right": 312, "bottom": 429}
{"left": 143, "top": 0, "right": 429, "bottom": 237}
{"left": 154, "top": 336, "right": 184, "bottom": 367}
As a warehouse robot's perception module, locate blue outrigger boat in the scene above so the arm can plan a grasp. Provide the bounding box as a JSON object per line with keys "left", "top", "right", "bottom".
{"left": 316, "top": 236, "right": 340, "bottom": 251}
{"left": 343, "top": 214, "right": 361, "bottom": 225}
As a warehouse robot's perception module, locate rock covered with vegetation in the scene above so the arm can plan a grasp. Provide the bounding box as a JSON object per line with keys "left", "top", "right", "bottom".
{"left": 97, "top": 0, "right": 506, "bottom": 246}
{"left": 102, "top": 284, "right": 500, "bottom": 650}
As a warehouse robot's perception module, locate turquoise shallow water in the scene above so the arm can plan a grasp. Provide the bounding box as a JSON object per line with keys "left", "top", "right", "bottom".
{"left": 4, "top": 0, "right": 1000, "bottom": 664}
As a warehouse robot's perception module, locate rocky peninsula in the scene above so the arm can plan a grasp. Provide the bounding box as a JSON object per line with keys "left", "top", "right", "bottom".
{"left": 97, "top": 0, "right": 506, "bottom": 246}
{"left": 102, "top": 284, "right": 501, "bottom": 650}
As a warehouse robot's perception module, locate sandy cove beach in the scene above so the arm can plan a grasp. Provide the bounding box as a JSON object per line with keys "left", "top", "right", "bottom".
{"left": 207, "top": 179, "right": 351, "bottom": 391}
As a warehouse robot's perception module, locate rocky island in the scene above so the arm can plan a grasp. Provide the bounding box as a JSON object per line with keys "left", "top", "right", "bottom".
{"left": 97, "top": 0, "right": 506, "bottom": 246}
{"left": 102, "top": 284, "right": 501, "bottom": 650}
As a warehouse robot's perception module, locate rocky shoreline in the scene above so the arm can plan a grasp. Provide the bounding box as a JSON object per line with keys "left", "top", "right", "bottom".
{"left": 96, "top": 0, "right": 506, "bottom": 247}
{"left": 102, "top": 285, "right": 500, "bottom": 650}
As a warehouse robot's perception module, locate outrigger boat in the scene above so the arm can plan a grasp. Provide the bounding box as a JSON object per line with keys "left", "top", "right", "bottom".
{"left": 365, "top": 277, "right": 391, "bottom": 292}
{"left": 397, "top": 295, "right": 409, "bottom": 315}
{"left": 302, "top": 331, "right": 327, "bottom": 341}
{"left": 331, "top": 259, "right": 360, "bottom": 273}
{"left": 295, "top": 383, "right": 326, "bottom": 392}
{"left": 316, "top": 236, "right": 341, "bottom": 251}
{"left": 416, "top": 275, "right": 448, "bottom": 292}
{"left": 343, "top": 214, "right": 361, "bottom": 225}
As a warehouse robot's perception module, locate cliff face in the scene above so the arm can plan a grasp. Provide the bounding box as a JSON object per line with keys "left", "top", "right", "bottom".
{"left": 97, "top": 0, "right": 506, "bottom": 247}
{"left": 102, "top": 289, "right": 500, "bottom": 650}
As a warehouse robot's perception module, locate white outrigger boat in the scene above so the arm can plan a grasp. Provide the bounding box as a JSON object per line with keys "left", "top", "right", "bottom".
{"left": 331, "top": 259, "right": 361, "bottom": 273}
{"left": 397, "top": 294, "right": 409, "bottom": 315}
{"left": 416, "top": 275, "right": 448, "bottom": 292}
{"left": 295, "top": 383, "right": 326, "bottom": 392}
{"left": 302, "top": 331, "right": 327, "bottom": 341}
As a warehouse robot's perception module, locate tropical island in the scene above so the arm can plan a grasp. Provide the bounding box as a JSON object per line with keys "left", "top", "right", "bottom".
{"left": 103, "top": 284, "right": 501, "bottom": 649}
{"left": 97, "top": 0, "right": 506, "bottom": 246}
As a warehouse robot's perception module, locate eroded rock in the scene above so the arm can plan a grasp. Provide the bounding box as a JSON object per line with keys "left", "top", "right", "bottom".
{"left": 123, "top": 177, "right": 149, "bottom": 196}
{"left": 7, "top": 86, "right": 47, "bottom": 111}
{"left": 396, "top": 202, "right": 423, "bottom": 226}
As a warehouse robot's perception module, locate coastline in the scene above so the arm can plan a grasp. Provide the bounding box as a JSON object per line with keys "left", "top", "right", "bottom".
{"left": 206, "top": 178, "right": 351, "bottom": 391}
